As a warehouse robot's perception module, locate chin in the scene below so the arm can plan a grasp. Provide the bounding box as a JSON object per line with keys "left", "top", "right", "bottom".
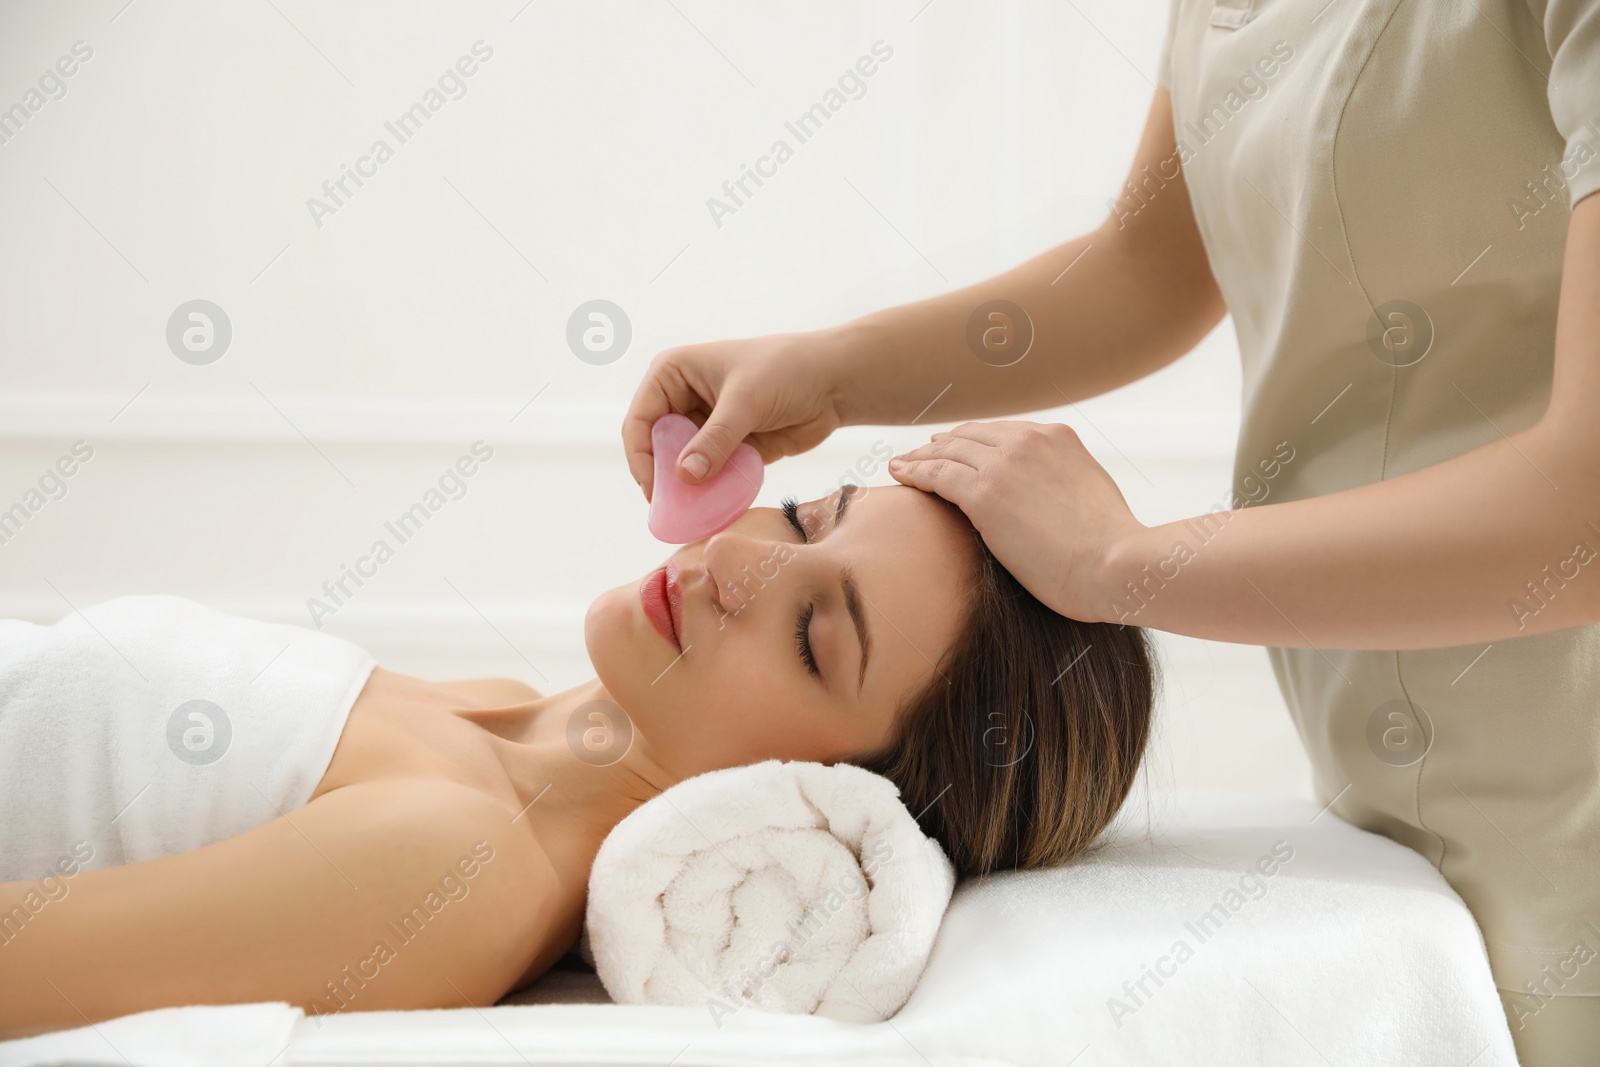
{"left": 582, "top": 586, "right": 625, "bottom": 676}
{"left": 583, "top": 584, "right": 648, "bottom": 715}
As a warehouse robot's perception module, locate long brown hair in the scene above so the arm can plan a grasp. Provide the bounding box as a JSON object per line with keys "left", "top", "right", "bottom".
{"left": 851, "top": 502, "right": 1157, "bottom": 876}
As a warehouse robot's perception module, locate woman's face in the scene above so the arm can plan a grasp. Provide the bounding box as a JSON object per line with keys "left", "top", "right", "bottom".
{"left": 584, "top": 483, "right": 974, "bottom": 779}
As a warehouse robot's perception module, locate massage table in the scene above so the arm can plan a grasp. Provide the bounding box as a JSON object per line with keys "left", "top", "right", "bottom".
{"left": 0, "top": 790, "right": 1520, "bottom": 1067}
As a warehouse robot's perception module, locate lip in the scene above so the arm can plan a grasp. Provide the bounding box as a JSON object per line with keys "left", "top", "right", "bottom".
{"left": 640, "top": 562, "right": 683, "bottom": 652}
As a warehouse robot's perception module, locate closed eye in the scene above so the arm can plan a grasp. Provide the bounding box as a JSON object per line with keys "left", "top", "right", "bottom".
{"left": 780, "top": 496, "right": 809, "bottom": 543}
{"left": 779, "top": 497, "right": 820, "bottom": 678}
{"left": 795, "top": 603, "right": 819, "bottom": 676}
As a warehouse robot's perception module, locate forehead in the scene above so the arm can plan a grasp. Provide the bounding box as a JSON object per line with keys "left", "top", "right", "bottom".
{"left": 809, "top": 484, "right": 974, "bottom": 687}
{"left": 813, "top": 483, "right": 961, "bottom": 541}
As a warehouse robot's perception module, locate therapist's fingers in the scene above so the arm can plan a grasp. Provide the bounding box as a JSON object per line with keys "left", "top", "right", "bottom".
{"left": 622, "top": 351, "right": 751, "bottom": 501}
{"left": 677, "top": 383, "right": 766, "bottom": 486}
{"left": 932, "top": 420, "right": 1025, "bottom": 447}
{"left": 887, "top": 452, "right": 981, "bottom": 508}
{"left": 894, "top": 432, "right": 996, "bottom": 471}
{"left": 622, "top": 359, "right": 690, "bottom": 502}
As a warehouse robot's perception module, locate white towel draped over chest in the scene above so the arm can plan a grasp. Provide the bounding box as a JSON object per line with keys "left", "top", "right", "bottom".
{"left": 0, "top": 594, "right": 375, "bottom": 884}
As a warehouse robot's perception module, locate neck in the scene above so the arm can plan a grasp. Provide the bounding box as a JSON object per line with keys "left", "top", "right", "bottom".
{"left": 471, "top": 678, "right": 674, "bottom": 872}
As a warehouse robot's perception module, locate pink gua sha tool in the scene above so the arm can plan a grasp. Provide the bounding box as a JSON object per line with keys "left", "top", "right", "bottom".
{"left": 648, "top": 413, "right": 764, "bottom": 543}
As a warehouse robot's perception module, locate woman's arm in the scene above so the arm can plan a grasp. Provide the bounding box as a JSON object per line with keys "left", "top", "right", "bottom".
{"left": 1095, "top": 191, "right": 1600, "bottom": 649}
{"left": 822, "top": 86, "right": 1226, "bottom": 427}
{"left": 890, "top": 193, "right": 1600, "bottom": 651}
{"left": 0, "top": 778, "right": 556, "bottom": 1039}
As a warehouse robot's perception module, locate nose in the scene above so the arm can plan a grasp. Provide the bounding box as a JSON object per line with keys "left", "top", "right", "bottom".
{"left": 684, "top": 550, "right": 728, "bottom": 615}
{"left": 700, "top": 520, "right": 795, "bottom": 618}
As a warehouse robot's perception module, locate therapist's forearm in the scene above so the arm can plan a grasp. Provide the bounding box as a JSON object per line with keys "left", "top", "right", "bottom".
{"left": 1099, "top": 194, "right": 1600, "bottom": 651}
{"left": 1101, "top": 430, "right": 1600, "bottom": 649}
{"left": 822, "top": 225, "right": 1221, "bottom": 428}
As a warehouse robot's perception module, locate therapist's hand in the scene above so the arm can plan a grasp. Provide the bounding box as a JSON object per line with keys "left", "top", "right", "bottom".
{"left": 623, "top": 333, "right": 846, "bottom": 502}
{"left": 888, "top": 421, "right": 1143, "bottom": 622}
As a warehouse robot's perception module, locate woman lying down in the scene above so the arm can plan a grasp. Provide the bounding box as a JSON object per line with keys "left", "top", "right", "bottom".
{"left": 0, "top": 483, "right": 1154, "bottom": 1038}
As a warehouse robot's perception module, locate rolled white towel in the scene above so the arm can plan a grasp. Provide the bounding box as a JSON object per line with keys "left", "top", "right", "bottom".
{"left": 584, "top": 759, "right": 956, "bottom": 1024}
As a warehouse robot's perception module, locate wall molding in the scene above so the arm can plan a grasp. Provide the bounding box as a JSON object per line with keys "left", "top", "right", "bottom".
{"left": 0, "top": 592, "right": 1257, "bottom": 673}
{"left": 0, "top": 593, "right": 591, "bottom": 654}
{"left": 0, "top": 391, "right": 1238, "bottom": 459}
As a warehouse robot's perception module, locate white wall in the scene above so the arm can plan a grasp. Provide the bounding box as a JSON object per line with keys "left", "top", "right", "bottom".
{"left": 0, "top": 0, "right": 1312, "bottom": 799}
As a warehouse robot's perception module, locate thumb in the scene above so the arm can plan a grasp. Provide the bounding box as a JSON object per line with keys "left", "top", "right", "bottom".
{"left": 678, "top": 403, "right": 757, "bottom": 484}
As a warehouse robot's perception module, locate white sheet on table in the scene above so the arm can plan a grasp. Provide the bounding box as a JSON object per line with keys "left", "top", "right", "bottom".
{"left": 281, "top": 790, "right": 1517, "bottom": 1067}
{"left": 0, "top": 1002, "right": 300, "bottom": 1067}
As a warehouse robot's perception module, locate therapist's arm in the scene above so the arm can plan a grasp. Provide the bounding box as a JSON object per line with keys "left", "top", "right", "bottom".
{"left": 1096, "top": 191, "right": 1600, "bottom": 650}
{"left": 892, "top": 194, "right": 1600, "bottom": 649}
{"left": 822, "top": 86, "right": 1226, "bottom": 426}
{"left": 624, "top": 88, "right": 1225, "bottom": 498}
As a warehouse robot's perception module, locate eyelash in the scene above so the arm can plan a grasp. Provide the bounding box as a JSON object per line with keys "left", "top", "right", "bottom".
{"left": 795, "top": 604, "right": 820, "bottom": 677}
{"left": 779, "top": 496, "right": 821, "bottom": 677}
{"left": 780, "top": 496, "right": 808, "bottom": 542}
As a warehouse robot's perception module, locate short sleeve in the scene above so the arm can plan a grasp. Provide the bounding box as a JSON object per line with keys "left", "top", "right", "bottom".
{"left": 1155, "top": 0, "right": 1182, "bottom": 90}
{"left": 1525, "top": 0, "right": 1600, "bottom": 208}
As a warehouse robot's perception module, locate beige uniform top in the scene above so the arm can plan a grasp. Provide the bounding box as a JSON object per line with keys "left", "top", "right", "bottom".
{"left": 1155, "top": 0, "right": 1600, "bottom": 1000}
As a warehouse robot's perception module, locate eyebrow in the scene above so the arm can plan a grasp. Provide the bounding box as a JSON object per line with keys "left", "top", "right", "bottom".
{"left": 831, "top": 487, "right": 871, "bottom": 693}
{"left": 841, "top": 564, "right": 870, "bottom": 694}
{"left": 834, "top": 484, "right": 857, "bottom": 528}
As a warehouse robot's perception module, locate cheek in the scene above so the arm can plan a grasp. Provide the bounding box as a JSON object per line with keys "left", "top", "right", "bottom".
{"left": 690, "top": 633, "right": 775, "bottom": 728}
{"left": 584, "top": 603, "right": 863, "bottom": 770}
{"left": 705, "top": 649, "right": 855, "bottom": 760}
{"left": 681, "top": 653, "right": 822, "bottom": 761}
